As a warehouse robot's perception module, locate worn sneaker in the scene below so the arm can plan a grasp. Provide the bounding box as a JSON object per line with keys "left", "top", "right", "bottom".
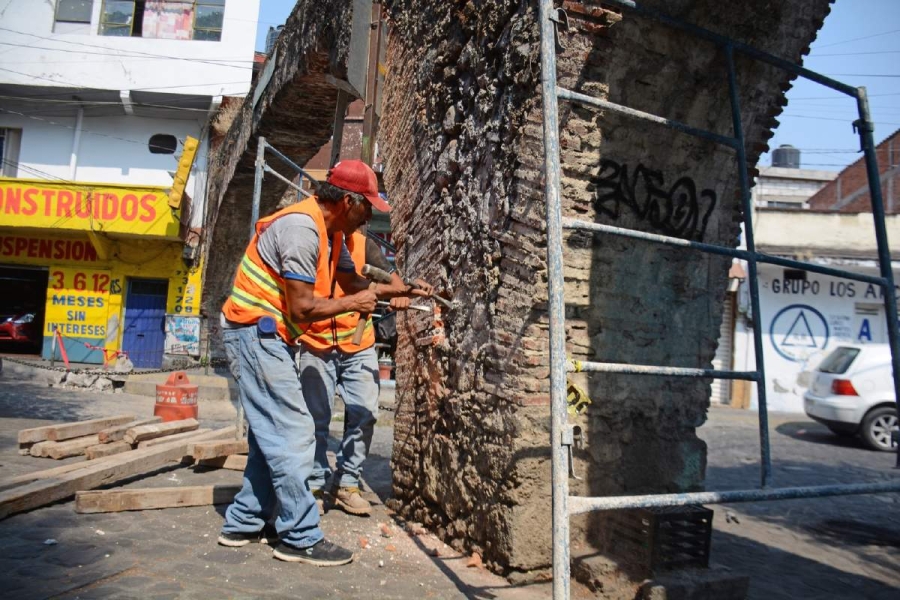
{"left": 273, "top": 539, "right": 354, "bottom": 566}
{"left": 332, "top": 487, "right": 372, "bottom": 516}
{"left": 217, "top": 530, "right": 263, "bottom": 547}
{"left": 218, "top": 524, "right": 278, "bottom": 547}
{"left": 311, "top": 488, "right": 326, "bottom": 516}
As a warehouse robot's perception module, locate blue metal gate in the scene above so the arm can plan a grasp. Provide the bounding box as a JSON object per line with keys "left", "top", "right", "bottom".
{"left": 122, "top": 279, "right": 168, "bottom": 368}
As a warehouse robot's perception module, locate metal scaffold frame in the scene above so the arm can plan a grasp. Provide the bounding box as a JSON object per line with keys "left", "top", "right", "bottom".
{"left": 537, "top": 1, "right": 900, "bottom": 597}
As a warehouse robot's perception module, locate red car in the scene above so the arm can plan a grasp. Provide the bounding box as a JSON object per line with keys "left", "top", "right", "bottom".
{"left": 0, "top": 313, "right": 40, "bottom": 346}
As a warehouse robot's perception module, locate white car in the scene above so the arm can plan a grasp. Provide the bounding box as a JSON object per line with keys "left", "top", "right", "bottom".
{"left": 804, "top": 344, "right": 898, "bottom": 452}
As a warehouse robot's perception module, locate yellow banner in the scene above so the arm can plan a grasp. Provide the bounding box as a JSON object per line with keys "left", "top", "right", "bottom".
{"left": 44, "top": 266, "right": 111, "bottom": 340}
{"left": 167, "top": 261, "right": 203, "bottom": 315}
{"left": 0, "top": 178, "right": 179, "bottom": 239}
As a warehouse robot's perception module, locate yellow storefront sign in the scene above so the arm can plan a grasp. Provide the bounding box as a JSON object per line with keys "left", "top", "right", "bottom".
{"left": 44, "top": 266, "right": 111, "bottom": 343}
{"left": 0, "top": 178, "right": 180, "bottom": 239}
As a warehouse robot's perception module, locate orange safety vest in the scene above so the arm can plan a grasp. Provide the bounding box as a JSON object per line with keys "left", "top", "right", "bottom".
{"left": 221, "top": 197, "right": 340, "bottom": 345}
{"left": 300, "top": 231, "right": 376, "bottom": 353}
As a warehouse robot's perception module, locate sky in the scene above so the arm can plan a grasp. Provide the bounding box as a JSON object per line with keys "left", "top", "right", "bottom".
{"left": 254, "top": 0, "right": 900, "bottom": 173}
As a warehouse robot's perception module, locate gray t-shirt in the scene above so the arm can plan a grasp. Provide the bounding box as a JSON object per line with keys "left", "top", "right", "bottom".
{"left": 257, "top": 213, "right": 356, "bottom": 284}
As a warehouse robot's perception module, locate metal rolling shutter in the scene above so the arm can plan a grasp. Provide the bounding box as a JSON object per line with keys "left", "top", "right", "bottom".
{"left": 711, "top": 293, "right": 735, "bottom": 405}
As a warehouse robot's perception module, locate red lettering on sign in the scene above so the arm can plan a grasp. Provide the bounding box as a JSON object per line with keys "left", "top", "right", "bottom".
{"left": 72, "top": 244, "right": 84, "bottom": 261}
{"left": 39, "top": 239, "right": 52, "bottom": 257}
{"left": 14, "top": 238, "right": 27, "bottom": 255}
{"left": 27, "top": 238, "right": 38, "bottom": 257}
{"left": 2, "top": 238, "right": 12, "bottom": 255}
{"left": 101, "top": 193, "right": 118, "bottom": 220}
{"left": 121, "top": 194, "right": 138, "bottom": 221}
{"left": 140, "top": 194, "right": 156, "bottom": 223}
{"left": 74, "top": 191, "right": 91, "bottom": 218}
{"left": 41, "top": 190, "right": 55, "bottom": 217}
{"left": 5, "top": 187, "right": 21, "bottom": 214}
{"left": 57, "top": 190, "right": 73, "bottom": 217}
{"left": 22, "top": 188, "right": 38, "bottom": 216}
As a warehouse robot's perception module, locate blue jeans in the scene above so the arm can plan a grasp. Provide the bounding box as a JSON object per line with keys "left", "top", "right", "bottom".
{"left": 298, "top": 346, "right": 379, "bottom": 490}
{"left": 220, "top": 326, "right": 323, "bottom": 549}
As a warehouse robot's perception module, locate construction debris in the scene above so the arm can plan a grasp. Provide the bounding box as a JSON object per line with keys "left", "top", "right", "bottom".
{"left": 137, "top": 428, "right": 211, "bottom": 449}
{"left": 194, "top": 454, "right": 248, "bottom": 472}
{"left": 43, "top": 435, "right": 101, "bottom": 460}
{"left": 75, "top": 485, "right": 241, "bottom": 514}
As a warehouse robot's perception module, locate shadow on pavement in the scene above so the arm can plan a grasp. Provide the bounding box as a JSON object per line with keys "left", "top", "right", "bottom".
{"left": 774, "top": 420, "right": 869, "bottom": 450}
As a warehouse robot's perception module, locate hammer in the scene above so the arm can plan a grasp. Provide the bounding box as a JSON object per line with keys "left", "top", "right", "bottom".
{"left": 352, "top": 264, "right": 394, "bottom": 345}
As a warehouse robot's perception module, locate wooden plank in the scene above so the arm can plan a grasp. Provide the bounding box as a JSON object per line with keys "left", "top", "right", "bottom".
{"left": 124, "top": 419, "right": 199, "bottom": 445}
{"left": 75, "top": 485, "right": 241, "bottom": 514}
{"left": 0, "top": 426, "right": 236, "bottom": 520}
{"left": 29, "top": 441, "right": 55, "bottom": 458}
{"left": 137, "top": 428, "right": 211, "bottom": 449}
{"left": 45, "top": 435, "right": 100, "bottom": 460}
{"left": 190, "top": 439, "right": 249, "bottom": 461}
{"left": 0, "top": 459, "right": 89, "bottom": 489}
{"left": 18, "top": 443, "right": 33, "bottom": 456}
{"left": 85, "top": 441, "right": 132, "bottom": 460}
{"left": 196, "top": 455, "right": 248, "bottom": 472}
{"left": 98, "top": 417, "right": 163, "bottom": 444}
{"left": 19, "top": 415, "right": 135, "bottom": 443}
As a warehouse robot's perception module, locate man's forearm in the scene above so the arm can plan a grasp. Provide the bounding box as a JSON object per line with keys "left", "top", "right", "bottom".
{"left": 290, "top": 295, "right": 364, "bottom": 323}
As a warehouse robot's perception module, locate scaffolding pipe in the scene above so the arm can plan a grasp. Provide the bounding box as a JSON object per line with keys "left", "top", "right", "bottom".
{"left": 558, "top": 88, "right": 738, "bottom": 148}
{"left": 602, "top": 0, "right": 858, "bottom": 97}
{"left": 569, "top": 480, "right": 900, "bottom": 514}
{"left": 569, "top": 361, "right": 760, "bottom": 381}
{"left": 539, "top": 0, "right": 571, "bottom": 596}
{"left": 725, "top": 45, "right": 772, "bottom": 488}
{"left": 563, "top": 219, "right": 889, "bottom": 286}
{"left": 263, "top": 164, "right": 312, "bottom": 198}
{"left": 263, "top": 142, "right": 320, "bottom": 185}
{"left": 854, "top": 87, "right": 900, "bottom": 466}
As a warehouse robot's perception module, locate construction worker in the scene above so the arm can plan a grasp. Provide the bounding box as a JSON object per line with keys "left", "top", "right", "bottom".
{"left": 299, "top": 224, "right": 431, "bottom": 517}
{"left": 216, "top": 160, "right": 426, "bottom": 566}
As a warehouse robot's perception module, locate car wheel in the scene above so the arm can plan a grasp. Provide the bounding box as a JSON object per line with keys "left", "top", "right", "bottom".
{"left": 826, "top": 426, "right": 856, "bottom": 438}
{"left": 860, "top": 407, "right": 898, "bottom": 452}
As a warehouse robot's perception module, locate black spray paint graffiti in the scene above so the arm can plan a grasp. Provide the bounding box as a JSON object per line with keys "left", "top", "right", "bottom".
{"left": 590, "top": 159, "right": 717, "bottom": 241}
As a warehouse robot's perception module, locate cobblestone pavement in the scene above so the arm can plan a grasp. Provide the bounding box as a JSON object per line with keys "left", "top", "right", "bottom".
{"left": 699, "top": 408, "right": 900, "bottom": 599}
{"left": 0, "top": 370, "right": 898, "bottom": 599}
{"left": 0, "top": 376, "right": 560, "bottom": 600}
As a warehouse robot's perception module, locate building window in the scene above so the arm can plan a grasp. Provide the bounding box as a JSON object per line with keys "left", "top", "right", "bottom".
{"left": 54, "top": 0, "right": 94, "bottom": 34}
{"left": 0, "top": 129, "right": 22, "bottom": 177}
{"left": 100, "top": 0, "right": 140, "bottom": 36}
{"left": 99, "top": 1, "right": 224, "bottom": 40}
{"left": 193, "top": 0, "right": 225, "bottom": 41}
{"left": 149, "top": 134, "right": 177, "bottom": 155}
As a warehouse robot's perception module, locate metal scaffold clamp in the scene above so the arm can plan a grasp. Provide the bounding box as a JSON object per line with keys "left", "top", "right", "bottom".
{"left": 561, "top": 424, "right": 584, "bottom": 481}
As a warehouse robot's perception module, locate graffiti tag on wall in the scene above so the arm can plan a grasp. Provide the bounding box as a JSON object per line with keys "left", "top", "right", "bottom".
{"left": 590, "top": 159, "right": 717, "bottom": 241}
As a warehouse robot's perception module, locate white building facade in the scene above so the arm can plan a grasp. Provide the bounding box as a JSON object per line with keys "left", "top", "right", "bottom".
{"left": 730, "top": 210, "right": 900, "bottom": 413}
{"left": 0, "top": 0, "right": 259, "bottom": 367}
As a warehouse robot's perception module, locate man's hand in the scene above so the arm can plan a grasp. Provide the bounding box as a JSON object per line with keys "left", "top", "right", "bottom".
{"left": 389, "top": 296, "right": 411, "bottom": 311}
{"left": 346, "top": 288, "right": 377, "bottom": 314}
{"left": 407, "top": 278, "right": 433, "bottom": 297}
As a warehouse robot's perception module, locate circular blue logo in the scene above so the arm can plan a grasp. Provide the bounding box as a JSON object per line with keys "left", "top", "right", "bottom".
{"left": 769, "top": 304, "right": 830, "bottom": 363}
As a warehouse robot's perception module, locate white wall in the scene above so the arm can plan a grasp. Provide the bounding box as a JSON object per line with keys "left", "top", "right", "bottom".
{"left": 0, "top": 112, "right": 209, "bottom": 228}
{"left": 733, "top": 263, "right": 897, "bottom": 413}
{"left": 0, "top": 0, "right": 260, "bottom": 96}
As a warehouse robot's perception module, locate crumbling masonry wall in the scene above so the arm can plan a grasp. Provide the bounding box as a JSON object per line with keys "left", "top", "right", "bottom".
{"left": 380, "top": 0, "right": 833, "bottom": 578}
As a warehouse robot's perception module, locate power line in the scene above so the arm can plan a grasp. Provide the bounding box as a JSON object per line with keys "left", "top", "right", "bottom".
{"left": 780, "top": 113, "right": 900, "bottom": 127}
{"left": 824, "top": 73, "right": 900, "bottom": 78}
{"left": 814, "top": 28, "right": 900, "bottom": 49}
{"left": 0, "top": 65, "right": 248, "bottom": 97}
{"left": 811, "top": 50, "right": 900, "bottom": 57}
{"left": 0, "top": 41, "right": 255, "bottom": 68}
{"left": 789, "top": 92, "right": 900, "bottom": 101}
{"left": 0, "top": 26, "right": 257, "bottom": 71}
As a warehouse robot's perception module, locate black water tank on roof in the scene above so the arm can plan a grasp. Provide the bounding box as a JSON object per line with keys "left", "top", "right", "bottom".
{"left": 772, "top": 144, "right": 800, "bottom": 169}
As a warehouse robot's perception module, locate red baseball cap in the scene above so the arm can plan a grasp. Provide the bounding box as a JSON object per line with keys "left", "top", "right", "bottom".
{"left": 326, "top": 160, "right": 391, "bottom": 212}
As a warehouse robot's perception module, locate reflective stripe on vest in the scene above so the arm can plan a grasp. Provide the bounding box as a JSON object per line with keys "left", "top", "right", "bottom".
{"left": 300, "top": 231, "right": 376, "bottom": 352}
{"left": 221, "top": 197, "right": 339, "bottom": 344}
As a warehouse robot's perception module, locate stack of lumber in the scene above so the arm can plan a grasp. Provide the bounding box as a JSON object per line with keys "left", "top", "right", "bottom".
{"left": 19, "top": 416, "right": 202, "bottom": 460}
{"left": 4, "top": 416, "right": 252, "bottom": 518}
